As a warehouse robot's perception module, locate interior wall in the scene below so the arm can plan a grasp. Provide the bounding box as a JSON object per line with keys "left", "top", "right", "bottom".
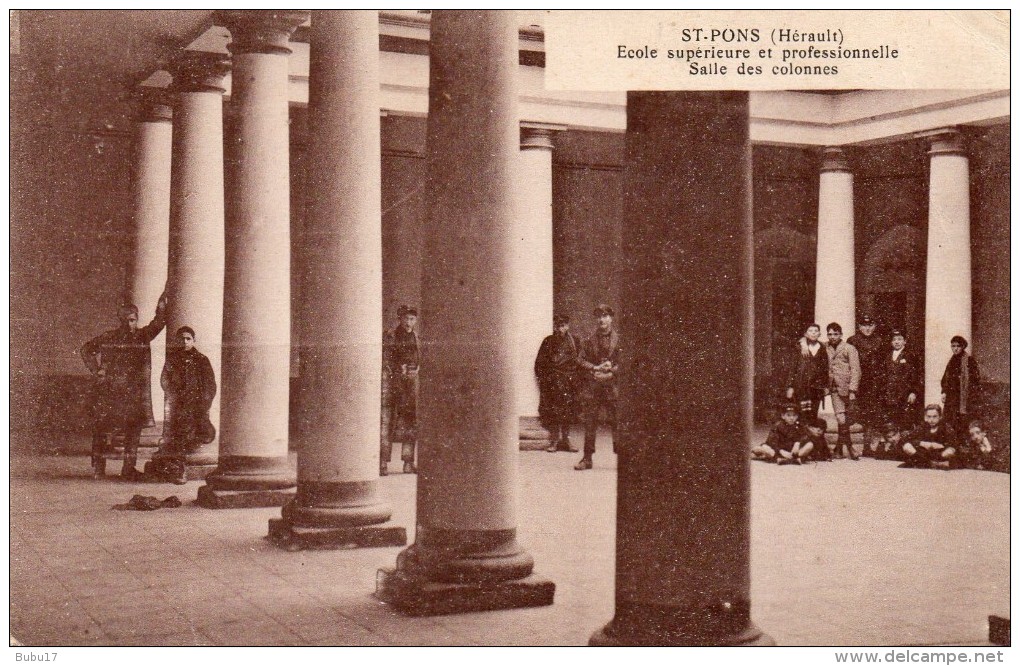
{"left": 552, "top": 130, "right": 625, "bottom": 336}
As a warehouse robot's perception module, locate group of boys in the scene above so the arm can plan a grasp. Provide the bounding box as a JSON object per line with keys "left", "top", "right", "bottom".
{"left": 754, "top": 402, "right": 994, "bottom": 470}
{"left": 757, "top": 315, "right": 994, "bottom": 470}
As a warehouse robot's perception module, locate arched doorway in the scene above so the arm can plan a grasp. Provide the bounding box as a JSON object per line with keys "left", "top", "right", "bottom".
{"left": 860, "top": 224, "right": 925, "bottom": 344}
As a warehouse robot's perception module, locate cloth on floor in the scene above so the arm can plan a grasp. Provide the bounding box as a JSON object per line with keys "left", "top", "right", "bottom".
{"left": 112, "top": 495, "right": 182, "bottom": 511}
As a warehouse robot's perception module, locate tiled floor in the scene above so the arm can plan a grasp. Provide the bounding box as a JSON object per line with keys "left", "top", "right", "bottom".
{"left": 9, "top": 435, "right": 1009, "bottom": 646}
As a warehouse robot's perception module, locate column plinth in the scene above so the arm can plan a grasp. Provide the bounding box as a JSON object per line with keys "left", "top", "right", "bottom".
{"left": 923, "top": 129, "right": 971, "bottom": 405}
{"left": 128, "top": 89, "right": 172, "bottom": 436}
{"left": 589, "top": 92, "right": 771, "bottom": 647}
{"left": 199, "top": 10, "right": 308, "bottom": 508}
{"left": 376, "top": 11, "right": 554, "bottom": 615}
{"left": 516, "top": 124, "right": 558, "bottom": 447}
{"left": 268, "top": 10, "right": 405, "bottom": 550}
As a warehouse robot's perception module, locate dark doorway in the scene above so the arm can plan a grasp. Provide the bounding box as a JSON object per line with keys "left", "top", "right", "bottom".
{"left": 873, "top": 291, "right": 908, "bottom": 338}
{"left": 772, "top": 260, "right": 813, "bottom": 342}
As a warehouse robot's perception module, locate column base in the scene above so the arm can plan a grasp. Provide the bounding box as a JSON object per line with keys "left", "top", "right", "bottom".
{"left": 268, "top": 518, "right": 407, "bottom": 551}
{"left": 519, "top": 415, "right": 551, "bottom": 450}
{"left": 204, "top": 454, "right": 296, "bottom": 491}
{"left": 375, "top": 567, "right": 554, "bottom": 617}
{"left": 589, "top": 621, "right": 774, "bottom": 647}
{"left": 143, "top": 460, "right": 216, "bottom": 481}
{"left": 989, "top": 615, "right": 1010, "bottom": 646}
{"left": 196, "top": 484, "right": 295, "bottom": 509}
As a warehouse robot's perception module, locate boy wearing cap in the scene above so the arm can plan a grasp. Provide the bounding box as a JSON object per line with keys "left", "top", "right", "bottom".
{"left": 381, "top": 305, "right": 419, "bottom": 475}
{"left": 847, "top": 315, "right": 884, "bottom": 454}
{"left": 574, "top": 304, "right": 620, "bottom": 471}
{"left": 535, "top": 314, "right": 581, "bottom": 452}
{"left": 80, "top": 292, "right": 168, "bottom": 479}
{"left": 752, "top": 404, "right": 812, "bottom": 464}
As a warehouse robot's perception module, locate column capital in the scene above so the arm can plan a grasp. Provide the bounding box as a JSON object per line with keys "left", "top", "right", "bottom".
{"left": 215, "top": 10, "right": 309, "bottom": 56}
{"left": 520, "top": 122, "right": 565, "bottom": 151}
{"left": 923, "top": 128, "right": 967, "bottom": 158}
{"left": 133, "top": 87, "right": 173, "bottom": 123}
{"left": 819, "top": 146, "right": 851, "bottom": 173}
{"left": 169, "top": 51, "right": 229, "bottom": 94}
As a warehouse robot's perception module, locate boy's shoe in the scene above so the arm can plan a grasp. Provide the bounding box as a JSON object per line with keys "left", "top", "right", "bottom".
{"left": 403, "top": 461, "right": 417, "bottom": 474}
{"left": 546, "top": 443, "right": 559, "bottom": 453}
{"left": 574, "top": 457, "right": 593, "bottom": 471}
{"left": 560, "top": 438, "right": 578, "bottom": 453}
{"left": 120, "top": 467, "right": 144, "bottom": 482}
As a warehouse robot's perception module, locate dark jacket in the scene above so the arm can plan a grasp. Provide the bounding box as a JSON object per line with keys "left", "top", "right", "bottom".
{"left": 535, "top": 331, "right": 582, "bottom": 426}
{"left": 883, "top": 347, "right": 922, "bottom": 406}
{"left": 384, "top": 326, "right": 419, "bottom": 442}
{"left": 906, "top": 422, "right": 958, "bottom": 448}
{"left": 161, "top": 347, "right": 217, "bottom": 447}
{"left": 765, "top": 420, "right": 802, "bottom": 453}
{"left": 536, "top": 331, "right": 582, "bottom": 382}
{"left": 787, "top": 337, "right": 829, "bottom": 396}
{"left": 941, "top": 353, "right": 981, "bottom": 417}
{"left": 847, "top": 332, "right": 884, "bottom": 400}
{"left": 80, "top": 309, "right": 167, "bottom": 429}
{"left": 578, "top": 328, "right": 621, "bottom": 400}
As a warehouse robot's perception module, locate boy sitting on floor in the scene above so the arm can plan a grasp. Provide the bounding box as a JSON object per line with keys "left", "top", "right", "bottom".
{"left": 753, "top": 404, "right": 813, "bottom": 464}
{"left": 801, "top": 416, "right": 830, "bottom": 462}
{"left": 869, "top": 421, "right": 905, "bottom": 461}
{"left": 962, "top": 420, "right": 994, "bottom": 470}
{"left": 902, "top": 404, "right": 958, "bottom": 469}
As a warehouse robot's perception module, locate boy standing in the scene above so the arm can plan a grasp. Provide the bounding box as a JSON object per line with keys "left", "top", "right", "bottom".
{"left": 826, "top": 322, "right": 861, "bottom": 460}
{"left": 574, "top": 304, "right": 620, "bottom": 471}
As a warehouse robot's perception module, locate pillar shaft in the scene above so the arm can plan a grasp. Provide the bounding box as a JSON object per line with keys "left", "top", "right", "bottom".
{"left": 814, "top": 147, "right": 855, "bottom": 334}
{"left": 204, "top": 11, "right": 307, "bottom": 496}
{"left": 378, "top": 11, "right": 554, "bottom": 614}
{"left": 592, "top": 92, "right": 769, "bottom": 646}
{"left": 515, "top": 126, "right": 556, "bottom": 439}
{"left": 924, "top": 130, "right": 972, "bottom": 405}
{"left": 129, "top": 95, "right": 172, "bottom": 428}
{"left": 165, "top": 54, "right": 228, "bottom": 470}
{"left": 282, "top": 10, "right": 397, "bottom": 533}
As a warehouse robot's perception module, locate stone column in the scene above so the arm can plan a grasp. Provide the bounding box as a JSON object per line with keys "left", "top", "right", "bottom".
{"left": 923, "top": 129, "right": 972, "bottom": 405}
{"left": 377, "top": 10, "right": 555, "bottom": 615}
{"left": 198, "top": 10, "right": 307, "bottom": 509}
{"left": 814, "top": 146, "right": 855, "bottom": 336}
{"left": 267, "top": 10, "right": 406, "bottom": 550}
{"left": 128, "top": 90, "right": 172, "bottom": 433}
{"left": 516, "top": 123, "right": 558, "bottom": 447}
{"left": 590, "top": 92, "right": 771, "bottom": 646}
{"left": 150, "top": 53, "right": 229, "bottom": 480}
